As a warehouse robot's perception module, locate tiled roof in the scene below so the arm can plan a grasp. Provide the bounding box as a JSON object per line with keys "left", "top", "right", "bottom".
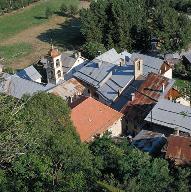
{"left": 71, "top": 97, "right": 123, "bottom": 142}
{"left": 145, "top": 99, "right": 191, "bottom": 134}
{"left": 61, "top": 53, "right": 77, "bottom": 73}
{"left": 166, "top": 135, "right": 191, "bottom": 165}
{"left": 122, "top": 73, "right": 174, "bottom": 121}
{"left": 183, "top": 52, "right": 191, "bottom": 63}
{"left": 16, "top": 65, "right": 42, "bottom": 82}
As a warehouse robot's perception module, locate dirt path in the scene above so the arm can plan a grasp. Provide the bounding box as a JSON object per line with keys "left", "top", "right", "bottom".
{"left": 0, "top": 1, "right": 90, "bottom": 69}
{"left": 1, "top": 15, "right": 66, "bottom": 69}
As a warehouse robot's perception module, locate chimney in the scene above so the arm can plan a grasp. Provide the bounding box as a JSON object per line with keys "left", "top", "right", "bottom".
{"left": 74, "top": 53, "right": 78, "bottom": 59}
{"left": 97, "top": 61, "right": 102, "bottom": 68}
{"left": 131, "top": 93, "right": 135, "bottom": 101}
{"left": 175, "top": 128, "right": 180, "bottom": 136}
{"left": 78, "top": 51, "right": 81, "bottom": 57}
{"left": 162, "top": 83, "right": 165, "bottom": 93}
{"left": 134, "top": 59, "right": 143, "bottom": 80}
{"left": 119, "top": 58, "right": 125, "bottom": 66}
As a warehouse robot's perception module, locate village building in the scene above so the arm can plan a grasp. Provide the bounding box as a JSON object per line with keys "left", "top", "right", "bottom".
{"left": 48, "top": 78, "right": 87, "bottom": 105}
{"left": 145, "top": 99, "right": 191, "bottom": 136}
{"left": 71, "top": 97, "right": 124, "bottom": 142}
{"left": 121, "top": 72, "right": 175, "bottom": 136}
{"left": 165, "top": 135, "right": 191, "bottom": 165}
{"left": 41, "top": 47, "right": 88, "bottom": 84}
{"left": 132, "top": 130, "right": 166, "bottom": 155}
{"left": 0, "top": 73, "right": 54, "bottom": 99}
{"left": 16, "top": 65, "right": 42, "bottom": 83}
{"left": 182, "top": 51, "right": 191, "bottom": 70}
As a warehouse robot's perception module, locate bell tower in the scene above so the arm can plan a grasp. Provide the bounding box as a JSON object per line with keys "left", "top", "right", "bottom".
{"left": 46, "top": 45, "right": 63, "bottom": 84}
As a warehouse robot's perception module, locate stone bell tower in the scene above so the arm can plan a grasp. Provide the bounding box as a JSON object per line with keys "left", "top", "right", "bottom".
{"left": 46, "top": 45, "right": 63, "bottom": 84}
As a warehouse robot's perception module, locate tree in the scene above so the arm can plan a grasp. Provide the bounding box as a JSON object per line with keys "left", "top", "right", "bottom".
{"left": 60, "top": 2, "right": 69, "bottom": 16}
{"left": 82, "top": 41, "right": 106, "bottom": 59}
{"left": 45, "top": 7, "right": 53, "bottom": 19}
{"left": 80, "top": 0, "right": 191, "bottom": 53}
{"left": 0, "top": 93, "right": 98, "bottom": 191}
{"left": 69, "top": 4, "right": 79, "bottom": 16}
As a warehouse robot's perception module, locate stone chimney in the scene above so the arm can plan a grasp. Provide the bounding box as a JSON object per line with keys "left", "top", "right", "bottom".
{"left": 119, "top": 58, "right": 125, "bottom": 66}
{"left": 134, "top": 59, "right": 143, "bottom": 80}
{"left": 78, "top": 51, "right": 81, "bottom": 57}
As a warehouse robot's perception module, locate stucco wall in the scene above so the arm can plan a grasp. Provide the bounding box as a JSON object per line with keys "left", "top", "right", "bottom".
{"left": 108, "top": 118, "right": 122, "bottom": 137}
{"left": 163, "top": 68, "right": 172, "bottom": 79}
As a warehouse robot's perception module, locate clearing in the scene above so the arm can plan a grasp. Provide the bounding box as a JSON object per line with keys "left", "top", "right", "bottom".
{"left": 0, "top": 0, "right": 90, "bottom": 70}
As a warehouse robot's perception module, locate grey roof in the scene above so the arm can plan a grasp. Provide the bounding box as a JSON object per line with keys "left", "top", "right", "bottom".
{"left": 16, "top": 65, "right": 42, "bottom": 81}
{"left": 61, "top": 53, "right": 77, "bottom": 73}
{"left": 111, "top": 79, "right": 144, "bottom": 111}
{"left": 0, "top": 74, "right": 54, "bottom": 99}
{"left": 74, "top": 57, "right": 134, "bottom": 104}
{"left": 145, "top": 99, "right": 191, "bottom": 134}
{"left": 130, "top": 53, "right": 164, "bottom": 76}
{"left": 132, "top": 130, "right": 166, "bottom": 154}
{"left": 183, "top": 52, "right": 191, "bottom": 63}
{"left": 96, "top": 48, "right": 122, "bottom": 64}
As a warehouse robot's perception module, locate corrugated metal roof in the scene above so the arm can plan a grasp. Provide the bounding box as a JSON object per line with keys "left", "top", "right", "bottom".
{"left": 145, "top": 99, "right": 191, "bottom": 134}
{"left": 166, "top": 135, "right": 191, "bottom": 165}
{"left": 16, "top": 65, "right": 42, "bottom": 81}
{"left": 0, "top": 74, "right": 54, "bottom": 99}
{"left": 48, "top": 78, "right": 85, "bottom": 100}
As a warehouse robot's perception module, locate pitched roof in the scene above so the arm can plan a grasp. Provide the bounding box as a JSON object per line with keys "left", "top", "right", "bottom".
{"left": 130, "top": 53, "right": 164, "bottom": 76}
{"left": 132, "top": 130, "right": 166, "bottom": 154}
{"left": 16, "top": 65, "right": 42, "bottom": 82}
{"left": 73, "top": 50, "right": 134, "bottom": 104}
{"left": 61, "top": 53, "right": 77, "bottom": 73}
{"left": 48, "top": 78, "right": 85, "bottom": 100}
{"left": 121, "top": 73, "right": 174, "bottom": 123}
{"left": 166, "top": 135, "right": 191, "bottom": 165}
{"left": 145, "top": 99, "right": 191, "bottom": 134}
{"left": 183, "top": 52, "right": 191, "bottom": 63}
{"left": 71, "top": 97, "right": 123, "bottom": 142}
{"left": 0, "top": 74, "right": 54, "bottom": 99}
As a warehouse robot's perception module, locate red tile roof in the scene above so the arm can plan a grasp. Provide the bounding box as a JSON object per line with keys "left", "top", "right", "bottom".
{"left": 121, "top": 72, "right": 173, "bottom": 121}
{"left": 49, "top": 48, "right": 60, "bottom": 58}
{"left": 166, "top": 135, "right": 191, "bottom": 165}
{"left": 71, "top": 97, "right": 123, "bottom": 142}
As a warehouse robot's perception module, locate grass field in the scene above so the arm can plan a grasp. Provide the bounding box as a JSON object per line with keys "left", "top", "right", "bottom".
{"left": 0, "top": 43, "right": 32, "bottom": 62}
{"left": 0, "top": 0, "right": 79, "bottom": 41}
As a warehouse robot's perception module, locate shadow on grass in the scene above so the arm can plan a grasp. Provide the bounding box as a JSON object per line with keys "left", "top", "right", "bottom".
{"left": 37, "top": 17, "right": 84, "bottom": 51}
{"left": 34, "top": 16, "right": 47, "bottom": 20}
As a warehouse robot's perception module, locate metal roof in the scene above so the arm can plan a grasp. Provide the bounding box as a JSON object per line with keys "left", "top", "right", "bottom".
{"left": 48, "top": 78, "right": 85, "bottom": 100}
{"left": 145, "top": 99, "right": 191, "bottom": 134}
{"left": 61, "top": 53, "right": 77, "bottom": 73}
{"left": 132, "top": 130, "right": 166, "bottom": 154}
{"left": 183, "top": 52, "right": 191, "bottom": 63}
{"left": 166, "top": 135, "right": 191, "bottom": 165}
{"left": 0, "top": 74, "right": 54, "bottom": 99}
{"left": 74, "top": 59, "right": 134, "bottom": 104}
{"left": 16, "top": 65, "right": 42, "bottom": 81}
{"left": 130, "top": 53, "right": 164, "bottom": 76}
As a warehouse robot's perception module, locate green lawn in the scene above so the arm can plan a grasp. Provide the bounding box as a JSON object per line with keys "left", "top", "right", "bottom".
{"left": 0, "top": 43, "right": 32, "bottom": 62}
{"left": 0, "top": 0, "right": 79, "bottom": 41}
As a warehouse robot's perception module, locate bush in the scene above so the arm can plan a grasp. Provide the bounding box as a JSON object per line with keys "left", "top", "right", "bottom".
{"left": 60, "top": 3, "right": 69, "bottom": 16}
{"left": 69, "top": 4, "right": 79, "bottom": 16}
{"left": 45, "top": 7, "right": 53, "bottom": 19}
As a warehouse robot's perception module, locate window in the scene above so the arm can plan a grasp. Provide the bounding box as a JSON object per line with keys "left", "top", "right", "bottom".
{"left": 56, "top": 59, "right": 60, "bottom": 67}
{"left": 57, "top": 70, "right": 61, "bottom": 78}
{"left": 49, "top": 71, "right": 54, "bottom": 79}
{"left": 137, "top": 61, "right": 141, "bottom": 70}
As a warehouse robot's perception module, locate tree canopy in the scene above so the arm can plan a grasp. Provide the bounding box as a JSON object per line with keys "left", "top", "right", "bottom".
{"left": 80, "top": 0, "right": 191, "bottom": 55}
{"left": 0, "top": 93, "right": 190, "bottom": 191}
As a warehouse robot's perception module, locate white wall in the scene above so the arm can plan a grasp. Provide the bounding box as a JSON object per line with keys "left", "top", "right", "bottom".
{"left": 163, "top": 68, "right": 172, "bottom": 79}
{"left": 108, "top": 118, "right": 123, "bottom": 137}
